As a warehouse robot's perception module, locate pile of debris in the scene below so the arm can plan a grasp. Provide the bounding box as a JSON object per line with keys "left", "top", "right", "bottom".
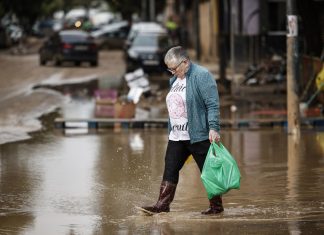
{"left": 94, "top": 69, "right": 167, "bottom": 119}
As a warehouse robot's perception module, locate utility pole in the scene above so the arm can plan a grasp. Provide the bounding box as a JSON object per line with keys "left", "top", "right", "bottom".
{"left": 149, "top": 0, "right": 155, "bottom": 21}
{"left": 179, "top": 0, "right": 186, "bottom": 47}
{"left": 142, "top": 0, "right": 147, "bottom": 21}
{"left": 286, "top": 0, "right": 300, "bottom": 136}
{"left": 217, "top": 0, "right": 230, "bottom": 91}
{"left": 230, "top": 0, "right": 237, "bottom": 95}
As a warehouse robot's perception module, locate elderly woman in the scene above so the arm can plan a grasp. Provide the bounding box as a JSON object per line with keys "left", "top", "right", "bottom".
{"left": 140, "top": 46, "right": 223, "bottom": 215}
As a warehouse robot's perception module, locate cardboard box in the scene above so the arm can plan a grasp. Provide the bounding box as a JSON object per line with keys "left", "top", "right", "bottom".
{"left": 95, "top": 101, "right": 135, "bottom": 118}
{"left": 114, "top": 101, "right": 136, "bottom": 118}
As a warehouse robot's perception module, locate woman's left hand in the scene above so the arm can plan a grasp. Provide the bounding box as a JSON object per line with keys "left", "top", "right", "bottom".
{"left": 209, "top": 130, "right": 220, "bottom": 143}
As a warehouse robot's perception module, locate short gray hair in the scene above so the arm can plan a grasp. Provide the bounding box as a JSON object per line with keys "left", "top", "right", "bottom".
{"left": 164, "top": 46, "right": 189, "bottom": 65}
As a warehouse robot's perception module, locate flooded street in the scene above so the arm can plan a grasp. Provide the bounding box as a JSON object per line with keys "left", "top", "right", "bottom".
{"left": 0, "top": 0, "right": 323, "bottom": 233}
{"left": 0, "top": 51, "right": 125, "bottom": 145}
{"left": 0, "top": 125, "right": 323, "bottom": 234}
{"left": 1, "top": 44, "right": 324, "bottom": 234}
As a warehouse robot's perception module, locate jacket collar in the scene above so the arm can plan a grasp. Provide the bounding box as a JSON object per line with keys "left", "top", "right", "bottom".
{"left": 186, "top": 61, "right": 193, "bottom": 77}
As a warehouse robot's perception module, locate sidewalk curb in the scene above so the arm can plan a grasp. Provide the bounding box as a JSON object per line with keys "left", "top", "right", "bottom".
{"left": 54, "top": 117, "right": 324, "bottom": 131}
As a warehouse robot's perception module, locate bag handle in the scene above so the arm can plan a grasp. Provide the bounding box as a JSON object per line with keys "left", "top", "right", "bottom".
{"left": 210, "top": 141, "right": 222, "bottom": 158}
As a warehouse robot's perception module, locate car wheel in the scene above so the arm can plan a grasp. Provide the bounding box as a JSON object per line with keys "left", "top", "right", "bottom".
{"left": 55, "top": 59, "right": 61, "bottom": 66}
{"left": 75, "top": 61, "right": 81, "bottom": 66}
{"left": 54, "top": 56, "right": 62, "bottom": 66}
{"left": 40, "top": 58, "right": 46, "bottom": 66}
{"left": 90, "top": 61, "right": 98, "bottom": 67}
{"left": 126, "top": 64, "right": 135, "bottom": 72}
{"left": 103, "top": 43, "right": 109, "bottom": 50}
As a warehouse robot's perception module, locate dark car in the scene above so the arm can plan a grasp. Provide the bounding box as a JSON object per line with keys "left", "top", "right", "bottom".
{"left": 32, "top": 19, "right": 58, "bottom": 37}
{"left": 39, "top": 30, "right": 98, "bottom": 66}
{"left": 124, "top": 32, "right": 172, "bottom": 73}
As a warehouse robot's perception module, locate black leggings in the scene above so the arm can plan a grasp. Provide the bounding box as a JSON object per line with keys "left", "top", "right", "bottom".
{"left": 162, "top": 139, "right": 211, "bottom": 184}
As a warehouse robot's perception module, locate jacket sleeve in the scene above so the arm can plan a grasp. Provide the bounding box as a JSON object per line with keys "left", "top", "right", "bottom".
{"left": 196, "top": 71, "right": 220, "bottom": 132}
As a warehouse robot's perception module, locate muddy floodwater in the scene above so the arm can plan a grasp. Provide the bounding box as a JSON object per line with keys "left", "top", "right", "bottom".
{"left": 0, "top": 125, "right": 324, "bottom": 234}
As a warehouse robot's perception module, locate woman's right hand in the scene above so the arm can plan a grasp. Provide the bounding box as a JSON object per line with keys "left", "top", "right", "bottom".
{"left": 209, "top": 130, "right": 220, "bottom": 143}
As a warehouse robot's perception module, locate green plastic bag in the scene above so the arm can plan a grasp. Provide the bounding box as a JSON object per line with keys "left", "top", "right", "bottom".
{"left": 201, "top": 142, "right": 241, "bottom": 199}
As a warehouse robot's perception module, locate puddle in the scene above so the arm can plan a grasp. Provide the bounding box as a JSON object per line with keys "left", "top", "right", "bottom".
{"left": 0, "top": 74, "right": 100, "bottom": 145}
{"left": 0, "top": 129, "right": 323, "bottom": 234}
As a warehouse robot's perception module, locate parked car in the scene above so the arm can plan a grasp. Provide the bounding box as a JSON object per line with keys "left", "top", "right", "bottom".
{"left": 0, "top": 25, "right": 11, "bottom": 48}
{"left": 32, "top": 19, "right": 62, "bottom": 37}
{"left": 1, "top": 13, "right": 24, "bottom": 46}
{"left": 91, "top": 21, "right": 130, "bottom": 49}
{"left": 124, "top": 32, "right": 172, "bottom": 73}
{"left": 124, "top": 22, "right": 166, "bottom": 50}
{"left": 39, "top": 30, "right": 98, "bottom": 66}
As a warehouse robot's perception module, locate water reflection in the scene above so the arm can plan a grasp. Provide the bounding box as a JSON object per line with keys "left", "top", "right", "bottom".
{"left": 287, "top": 134, "right": 301, "bottom": 199}
{"left": 0, "top": 129, "right": 323, "bottom": 234}
{"left": 316, "top": 132, "right": 324, "bottom": 153}
{"left": 0, "top": 211, "right": 34, "bottom": 235}
{"left": 129, "top": 133, "right": 144, "bottom": 153}
{"left": 287, "top": 135, "right": 301, "bottom": 234}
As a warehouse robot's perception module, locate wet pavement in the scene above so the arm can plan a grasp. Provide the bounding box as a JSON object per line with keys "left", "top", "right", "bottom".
{"left": 0, "top": 51, "right": 125, "bottom": 145}
{"left": 1, "top": 43, "right": 324, "bottom": 234}
{"left": 0, "top": 122, "right": 324, "bottom": 234}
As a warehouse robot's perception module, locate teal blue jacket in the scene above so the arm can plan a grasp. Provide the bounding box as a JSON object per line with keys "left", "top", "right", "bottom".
{"left": 168, "top": 62, "right": 220, "bottom": 143}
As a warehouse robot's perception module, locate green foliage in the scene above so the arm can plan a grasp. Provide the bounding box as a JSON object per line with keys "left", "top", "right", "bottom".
{"left": 106, "top": 0, "right": 141, "bottom": 19}
{"left": 0, "top": 4, "right": 4, "bottom": 18}
{"left": 39, "top": 0, "right": 63, "bottom": 17}
{"left": 0, "top": 0, "right": 166, "bottom": 26}
{"left": 0, "top": 0, "right": 97, "bottom": 22}
{"left": 105, "top": 0, "right": 166, "bottom": 20}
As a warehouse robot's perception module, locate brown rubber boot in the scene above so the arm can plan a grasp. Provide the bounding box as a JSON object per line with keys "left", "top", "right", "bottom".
{"left": 201, "top": 195, "right": 224, "bottom": 215}
{"left": 141, "top": 181, "right": 177, "bottom": 214}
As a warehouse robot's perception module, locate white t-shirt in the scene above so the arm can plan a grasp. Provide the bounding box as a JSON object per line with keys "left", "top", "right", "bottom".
{"left": 166, "top": 77, "right": 190, "bottom": 141}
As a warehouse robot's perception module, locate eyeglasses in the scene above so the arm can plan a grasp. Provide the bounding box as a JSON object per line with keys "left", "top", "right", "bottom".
{"left": 167, "top": 60, "right": 185, "bottom": 73}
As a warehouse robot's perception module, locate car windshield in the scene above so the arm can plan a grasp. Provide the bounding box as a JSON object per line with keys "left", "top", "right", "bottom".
{"left": 132, "top": 34, "right": 169, "bottom": 48}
